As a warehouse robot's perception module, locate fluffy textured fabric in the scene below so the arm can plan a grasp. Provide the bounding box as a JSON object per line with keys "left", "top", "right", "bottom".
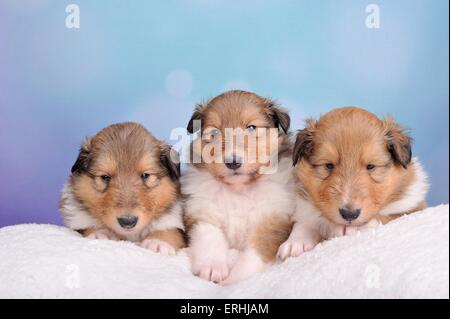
{"left": 0, "top": 205, "right": 448, "bottom": 298}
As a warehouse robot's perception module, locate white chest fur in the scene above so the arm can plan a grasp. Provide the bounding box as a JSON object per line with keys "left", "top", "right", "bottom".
{"left": 182, "top": 157, "right": 296, "bottom": 249}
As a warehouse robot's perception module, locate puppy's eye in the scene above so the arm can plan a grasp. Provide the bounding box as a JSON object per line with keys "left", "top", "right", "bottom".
{"left": 325, "top": 163, "right": 335, "bottom": 170}
{"left": 141, "top": 173, "right": 159, "bottom": 186}
{"left": 101, "top": 175, "right": 111, "bottom": 183}
{"left": 247, "top": 125, "right": 256, "bottom": 132}
{"left": 210, "top": 128, "right": 220, "bottom": 138}
{"left": 366, "top": 164, "right": 376, "bottom": 171}
{"left": 203, "top": 128, "right": 221, "bottom": 141}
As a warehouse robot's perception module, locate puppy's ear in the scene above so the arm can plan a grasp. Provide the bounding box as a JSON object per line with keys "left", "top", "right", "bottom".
{"left": 265, "top": 100, "right": 290, "bottom": 134}
{"left": 71, "top": 137, "right": 92, "bottom": 174}
{"left": 187, "top": 103, "right": 206, "bottom": 134}
{"left": 383, "top": 116, "right": 412, "bottom": 168}
{"left": 160, "top": 144, "right": 180, "bottom": 181}
{"left": 292, "top": 119, "right": 316, "bottom": 166}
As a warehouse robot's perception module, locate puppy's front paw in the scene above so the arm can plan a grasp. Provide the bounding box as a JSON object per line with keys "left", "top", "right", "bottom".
{"left": 219, "top": 268, "right": 247, "bottom": 286}
{"left": 193, "top": 262, "right": 229, "bottom": 283}
{"left": 140, "top": 238, "right": 176, "bottom": 256}
{"left": 87, "top": 229, "right": 118, "bottom": 240}
{"left": 277, "top": 238, "right": 316, "bottom": 261}
{"left": 219, "top": 274, "right": 237, "bottom": 286}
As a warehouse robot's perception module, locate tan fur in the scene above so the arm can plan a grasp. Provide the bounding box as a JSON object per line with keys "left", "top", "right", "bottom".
{"left": 61, "top": 122, "right": 184, "bottom": 246}
{"left": 376, "top": 201, "right": 427, "bottom": 224}
{"left": 183, "top": 91, "right": 295, "bottom": 283}
{"left": 250, "top": 215, "right": 292, "bottom": 262}
{"left": 182, "top": 213, "right": 197, "bottom": 239}
{"left": 189, "top": 90, "right": 290, "bottom": 185}
{"left": 294, "top": 107, "right": 423, "bottom": 226}
{"left": 80, "top": 227, "right": 98, "bottom": 237}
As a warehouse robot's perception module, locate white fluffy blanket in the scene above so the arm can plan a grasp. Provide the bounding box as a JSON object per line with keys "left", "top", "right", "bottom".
{"left": 0, "top": 205, "right": 448, "bottom": 299}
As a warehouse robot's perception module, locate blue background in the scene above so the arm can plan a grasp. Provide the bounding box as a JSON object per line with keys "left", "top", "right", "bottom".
{"left": 0, "top": 0, "right": 448, "bottom": 226}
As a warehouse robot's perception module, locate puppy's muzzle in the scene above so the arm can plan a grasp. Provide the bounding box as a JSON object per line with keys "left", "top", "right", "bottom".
{"left": 225, "top": 156, "right": 242, "bottom": 170}
{"left": 339, "top": 207, "right": 361, "bottom": 222}
{"left": 117, "top": 214, "right": 138, "bottom": 229}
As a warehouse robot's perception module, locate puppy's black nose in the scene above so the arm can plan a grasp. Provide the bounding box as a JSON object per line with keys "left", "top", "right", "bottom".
{"left": 225, "top": 157, "right": 242, "bottom": 170}
{"left": 117, "top": 215, "right": 138, "bottom": 229}
{"left": 339, "top": 208, "right": 361, "bottom": 222}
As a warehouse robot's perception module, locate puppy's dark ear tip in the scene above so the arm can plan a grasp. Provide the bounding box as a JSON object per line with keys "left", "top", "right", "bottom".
{"left": 71, "top": 155, "right": 88, "bottom": 174}
{"left": 160, "top": 145, "right": 181, "bottom": 181}
{"left": 281, "top": 124, "right": 290, "bottom": 135}
{"left": 187, "top": 103, "right": 205, "bottom": 134}
{"left": 385, "top": 119, "right": 412, "bottom": 169}
{"left": 186, "top": 124, "right": 193, "bottom": 134}
{"left": 400, "top": 149, "right": 412, "bottom": 169}
{"left": 186, "top": 119, "right": 196, "bottom": 134}
{"left": 292, "top": 128, "right": 314, "bottom": 166}
{"left": 266, "top": 102, "right": 290, "bottom": 134}
{"left": 71, "top": 137, "right": 92, "bottom": 174}
{"left": 70, "top": 165, "right": 78, "bottom": 174}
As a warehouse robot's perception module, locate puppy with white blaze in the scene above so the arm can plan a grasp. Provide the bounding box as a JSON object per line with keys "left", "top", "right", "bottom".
{"left": 278, "top": 107, "right": 429, "bottom": 260}
{"left": 60, "top": 122, "right": 185, "bottom": 255}
{"left": 182, "top": 90, "right": 296, "bottom": 285}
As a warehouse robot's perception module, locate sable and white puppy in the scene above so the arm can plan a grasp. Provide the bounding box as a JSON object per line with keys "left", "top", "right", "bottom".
{"left": 182, "top": 90, "right": 295, "bottom": 285}
{"left": 278, "top": 107, "right": 429, "bottom": 260}
{"left": 60, "top": 122, "right": 185, "bottom": 255}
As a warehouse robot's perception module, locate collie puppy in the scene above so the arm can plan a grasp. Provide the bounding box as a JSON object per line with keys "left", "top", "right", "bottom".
{"left": 60, "top": 122, "right": 185, "bottom": 255}
{"left": 278, "top": 107, "right": 429, "bottom": 260}
{"left": 182, "top": 90, "right": 296, "bottom": 285}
